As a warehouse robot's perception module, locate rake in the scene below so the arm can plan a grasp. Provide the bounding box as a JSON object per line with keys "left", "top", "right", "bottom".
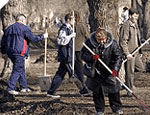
{"left": 83, "top": 42, "right": 150, "bottom": 111}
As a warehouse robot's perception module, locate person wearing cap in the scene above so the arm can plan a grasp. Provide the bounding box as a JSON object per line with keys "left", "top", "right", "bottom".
{"left": 119, "top": 8, "right": 144, "bottom": 97}
{"left": 81, "top": 28, "right": 123, "bottom": 114}
{"left": 1, "top": 13, "right": 48, "bottom": 95}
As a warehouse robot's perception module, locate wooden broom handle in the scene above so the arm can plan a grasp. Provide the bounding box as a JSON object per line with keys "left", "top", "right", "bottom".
{"left": 44, "top": 17, "right": 48, "bottom": 76}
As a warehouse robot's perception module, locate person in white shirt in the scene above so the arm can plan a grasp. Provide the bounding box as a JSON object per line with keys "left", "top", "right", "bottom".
{"left": 121, "top": 7, "right": 129, "bottom": 23}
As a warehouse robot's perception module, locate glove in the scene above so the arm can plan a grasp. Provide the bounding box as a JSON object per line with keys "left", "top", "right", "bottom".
{"left": 43, "top": 32, "right": 48, "bottom": 39}
{"left": 112, "top": 70, "right": 118, "bottom": 77}
{"left": 69, "top": 32, "right": 76, "bottom": 38}
{"left": 127, "top": 54, "right": 133, "bottom": 60}
{"left": 92, "top": 54, "right": 99, "bottom": 60}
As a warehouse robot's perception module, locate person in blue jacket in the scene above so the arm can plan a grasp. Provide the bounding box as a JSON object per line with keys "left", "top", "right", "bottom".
{"left": 1, "top": 14, "right": 48, "bottom": 95}
{"left": 47, "top": 12, "right": 91, "bottom": 98}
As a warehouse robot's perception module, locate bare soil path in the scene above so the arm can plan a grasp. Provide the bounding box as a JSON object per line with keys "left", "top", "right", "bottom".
{"left": 0, "top": 50, "right": 150, "bottom": 115}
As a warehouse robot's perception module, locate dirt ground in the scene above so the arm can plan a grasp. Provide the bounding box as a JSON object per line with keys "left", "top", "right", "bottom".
{"left": 0, "top": 50, "right": 150, "bottom": 115}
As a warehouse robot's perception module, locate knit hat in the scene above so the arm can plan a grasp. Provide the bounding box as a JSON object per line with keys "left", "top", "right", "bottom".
{"left": 95, "top": 28, "right": 107, "bottom": 43}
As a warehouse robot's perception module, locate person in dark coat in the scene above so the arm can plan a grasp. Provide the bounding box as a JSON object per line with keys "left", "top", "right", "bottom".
{"left": 1, "top": 14, "right": 48, "bottom": 95}
{"left": 81, "top": 28, "right": 123, "bottom": 114}
{"left": 73, "top": 11, "right": 90, "bottom": 95}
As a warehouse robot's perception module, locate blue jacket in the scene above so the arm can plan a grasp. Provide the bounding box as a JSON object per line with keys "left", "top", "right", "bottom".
{"left": 57, "top": 24, "right": 73, "bottom": 62}
{"left": 1, "top": 22, "right": 44, "bottom": 56}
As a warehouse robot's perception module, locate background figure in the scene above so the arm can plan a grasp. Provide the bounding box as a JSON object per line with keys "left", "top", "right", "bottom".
{"left": 135, "top": 54, "right": 145, "bottom": 72}
{"left": 81, "top": 28, "right": 123, "bottom": 114}
{"left": 120, "top": 7, "right": 129, "bottom": 24}
{"left": 54, "top": 17, "right": 63, "bottom": 28}
{"left": 118, "top": 7, "right": 129, "bottom": 85}
{"left": 73, "top": 11, "right": 90, "bottom": 94}
{"left": 119, "top": 8, "right": 144, "bottom": 96}
{"left": 47, "top": 12, "right": 91, "bottom": 98}
{"left": 1, "top": 14, "right": 48, "bottom": 95}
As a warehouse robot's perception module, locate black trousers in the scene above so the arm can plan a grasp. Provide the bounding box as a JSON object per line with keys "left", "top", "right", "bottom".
{"left": 74, "top": 51, "right": 84, "bottom": 82}
{"left": 93, "top": 85, "right": 122, "bottom": 112}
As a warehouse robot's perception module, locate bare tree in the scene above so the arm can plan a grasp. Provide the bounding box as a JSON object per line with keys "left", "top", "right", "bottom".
{"left": 143, "top": 0, "right": 150, "bottom": 40}
{"left": 87, "top": 0, "right": 119, "bottom": 41}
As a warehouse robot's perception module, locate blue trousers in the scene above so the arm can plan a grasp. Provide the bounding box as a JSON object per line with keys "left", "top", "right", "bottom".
{"left": 7, "top": 55, "right": 27, "bottom": 91}
{"left": 47, "top": 62, "right": 72, "bottom": 94}
{"left": 48, "top": 60, "right": 84, "bottom": 94}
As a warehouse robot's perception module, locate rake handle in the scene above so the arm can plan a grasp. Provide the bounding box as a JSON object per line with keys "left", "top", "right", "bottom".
{"left": 123, "top": 37, "right": 150, "bottom": 64}
{"left": 72, "top": 11, "right": 75, "bottom": 76}
{"left": 44, "top": 17, "right": 48, "bottom": 76}
{"left": 83, "top": 43, "right": 133, "bottom": 93}
{"left": 44, "top": 29, "right": 48, "bottom": 76}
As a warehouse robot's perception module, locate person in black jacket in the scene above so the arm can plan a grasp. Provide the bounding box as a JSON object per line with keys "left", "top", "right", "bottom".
{"left": 81, "top": 28, "right": 123, "bottom": 115}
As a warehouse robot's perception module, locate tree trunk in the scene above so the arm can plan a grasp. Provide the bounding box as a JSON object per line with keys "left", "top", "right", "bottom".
{"left": 143, "top": 0, "right": 150, "bottom": 40}
{"left": 132, "top": 0, "right": 147, "bottom": 41}
{"left": 87, "top": 0, "right": 119, "bottom": 41}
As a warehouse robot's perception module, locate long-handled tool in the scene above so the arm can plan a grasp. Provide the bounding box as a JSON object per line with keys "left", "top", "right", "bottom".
{"left": 123, "top": 37, "right": 150, "bottom": 64}
{"left": 37, "top": 17, "right": 51, "bottom": 92}
{"left": 69, "top": 11, "right": 87, "bottom": 91}
{"left": 83, "top": 42, "right": 150, "bottom": 111}
{"left": 72, "top": 11, "right": 75, "bottom": 77}
{"left": 44, "top": 17, "right": 48, "bottom": 76}
{"left": 119, "top": 37, "right": 150, "bottom": 84}
{"left": 83, "top": 43, "right": 132, "bottom": 92}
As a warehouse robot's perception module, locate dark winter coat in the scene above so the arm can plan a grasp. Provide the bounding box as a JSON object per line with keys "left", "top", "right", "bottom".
{"left": 1, "top": 22, "right": 44, "bottom": 57}
{"left": 81, "top": 31, "right": 123, "bottom": 93}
